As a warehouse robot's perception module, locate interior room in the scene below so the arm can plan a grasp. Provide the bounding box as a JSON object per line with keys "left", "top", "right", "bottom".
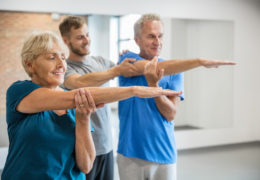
{"left": 0, "top": 0, "right": 260, "bottom": 179}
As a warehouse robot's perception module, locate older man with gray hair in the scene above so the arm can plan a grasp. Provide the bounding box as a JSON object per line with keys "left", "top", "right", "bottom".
{"left": 117, "top": 13, "right": 182, "bottom": 180}
{"left": 116, "top": 13, "right": 236, "bottom": 180}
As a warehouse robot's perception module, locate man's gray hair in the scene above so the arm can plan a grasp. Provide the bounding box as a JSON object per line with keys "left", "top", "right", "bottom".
{"left": 134, "top": 14, "right": 162, "bottom": 37}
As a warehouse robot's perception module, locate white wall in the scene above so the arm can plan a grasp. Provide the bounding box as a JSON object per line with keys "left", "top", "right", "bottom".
{"left": 161, "top": 19, "right": 234, "bottom": 129}
{"left": 88, "top": 15, "right": 111, "bottom": 58}
{"left": 1, "top": 0, "right": 260, "bottom": 149}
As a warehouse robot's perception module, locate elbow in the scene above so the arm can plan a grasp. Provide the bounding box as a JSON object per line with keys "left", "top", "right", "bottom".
{"left": 165, "top": 111, "right": 177, "bottom": 122}
{"left": 78, "top": 153, "right": 96, "bottom": 174}
{"left": 79, "top": 157, "right": 95, "bottom": 174}
{"left": 80, "top": 162, "right": 94, "bottom": 174}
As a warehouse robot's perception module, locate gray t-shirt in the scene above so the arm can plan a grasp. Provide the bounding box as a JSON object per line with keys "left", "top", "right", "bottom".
{"left": 63, "top": 56, "right": 115, "bottom": 155}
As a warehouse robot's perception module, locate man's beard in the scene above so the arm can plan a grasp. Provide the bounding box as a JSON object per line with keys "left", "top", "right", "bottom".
{"left": 69, "top": 43, "right": 89, "bottom": 57}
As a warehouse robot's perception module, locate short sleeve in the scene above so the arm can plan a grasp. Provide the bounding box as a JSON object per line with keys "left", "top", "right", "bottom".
{"left": 64, "top": 64, "right": 77, "bottom": 79}
{"left": 95, "top": 56, "right": 115, "bottom": 69}
{"left": 6, "top": 81, "right": 41, "bottom": 125}
{"left": 108, "top": 59, "right": 115, "bottom": 68}
{"left": 7, "top": 81, "right": 41, "bottom": 112}
{"left": 168, "top": 73, "right": 185, "bottom": 100}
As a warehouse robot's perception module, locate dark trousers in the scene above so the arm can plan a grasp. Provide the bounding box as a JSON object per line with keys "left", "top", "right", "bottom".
{"left": 86, "top": 150, "right": 114, "bottom": 180}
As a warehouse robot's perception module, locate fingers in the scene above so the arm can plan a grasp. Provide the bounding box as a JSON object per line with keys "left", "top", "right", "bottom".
{"left": 152, "top": 56, "right": 159, "bottom": 69}
{"left": 79, "top": 88, "right": 89, "bottom": 110}
{"left": 75, "top": 88, "right": 97, "bottom": 115}
{"left": 145, "top": 56, "right": 158, "bottom": 72}
{"left": 211, "top": 60, "right": 236, "bottom": 66}
{"left": 119, "top": 49, "right": 129, "bottom": 57}
{"left": 162, "top": 90, "right": 182, "bottom": 96}
{"left": 84, "top": 89, "right": 96, "bottom": 113}
{"left": 96, "top": 103, "right": 105, "bottom": 108}
{"left": 202, "top": 59, "right": 236, "bottom": 68}
{"left": 75, "top": 90, "right": 81, "bottom": 110}
{"left": 218, "top": 61, "right": 236, "bottom": 65}
{"left": 123, "top": 58, "right": 136, "bottom": 64}
{"left": 122, "top": 49, "right": 129, "bottom": 54}
{"left": 152, "top": 56, "right": 158, "bottom": 63}
{"left": 149, "top": 56, "right": 158, "bottom": 69}
{"left": 136, "top": 86, "right": 182, "bottom": 98}
{"left": 158, "top": 68, "right": 164, "bottom": 80}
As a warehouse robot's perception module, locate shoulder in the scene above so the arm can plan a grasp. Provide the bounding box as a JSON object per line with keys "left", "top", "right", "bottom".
{"left": 169, "top": 72, "right": 184, "bottom": 81}
{"left": 90, "top": 56, "right": 109, "bottom": 63}
{"left": 90, "top": 55, "right": 115, "bottom": 67}
{"left": 6, "top": 80, "right": 42, "bottom": 112}
{"left": 66, "top": 59, "right": 82, "bottom": 68}
{"left": 90, "top": 56, "right": 106, "bottom": 61}
{"left": 119, "top": 51, "right": 142, "bottom": 64}
{"left": 7, "top": 80, "right": 41, "bottom": 95}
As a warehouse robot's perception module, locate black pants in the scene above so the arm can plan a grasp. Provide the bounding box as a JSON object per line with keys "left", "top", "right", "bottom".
{"left": 85, "top": 150, "right": 114, "bottom": 180}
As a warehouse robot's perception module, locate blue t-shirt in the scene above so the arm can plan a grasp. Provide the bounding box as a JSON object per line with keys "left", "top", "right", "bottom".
{"left": 2, "top": 80, "right": 85, "bottom": 180}
{"left": 117, "top": 51, "right": 184, "bottom": 164}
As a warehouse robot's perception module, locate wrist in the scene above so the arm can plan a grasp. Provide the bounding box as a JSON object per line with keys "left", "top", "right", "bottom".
{"left": 130, "top": 86, "right": 138, "bottom": 96}
{"left": 197, "top": 58, "right": 203, "bottom": 66}
{"left": 76, "top": 117, "right": 90, "bottom": 125}
{"left": 108, "top": 66, "right": 120, "bottom": 77}
{"left": 147, "top": 82, "right": 159, "bottom": 87}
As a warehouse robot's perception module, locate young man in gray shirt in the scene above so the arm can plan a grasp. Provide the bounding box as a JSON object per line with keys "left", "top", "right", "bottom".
{"left": 59, "top": 16, "right": 141, "bottom": 180}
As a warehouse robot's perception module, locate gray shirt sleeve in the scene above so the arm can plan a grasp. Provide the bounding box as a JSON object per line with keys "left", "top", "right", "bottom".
{"left": 94, "top": 56, "right": 115, "bottom": 69}
{"left": 64, "top": 64, "right": 78, "bottom": 79}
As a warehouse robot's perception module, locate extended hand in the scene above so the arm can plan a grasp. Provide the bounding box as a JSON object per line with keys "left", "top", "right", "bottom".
{"left": 119, "top": 49, "right": 129, "bottom": 57}
{"left": 119, "top": 58, "right": 142, "bottom": 77}
{"left": 133, "top": 86, "right": 182, "bottom": 98}
{"left": 199, "top": 58, "right": 236, "bottom": 68}
{"left": 144, "top": 56, "right": 164, "bottom": 86}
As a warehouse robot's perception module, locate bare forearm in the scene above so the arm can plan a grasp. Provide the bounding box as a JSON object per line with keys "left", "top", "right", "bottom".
{"left": 75, "top": 120, "right": 95, "bottom": 174}
{"left": 154, "top": 96, "right": 177, "bottom": 121}
{"left": 19, "top": 85, "right": 178, "bottom": 113}
{"left": 18, "top": 87, "right": 136, "bottom": 113}
{"left": 133, "top": 58, "right": 200, "bottom": 75}
{"left": 159, "top": 59, "right": 200, "bottom": 75}
{"left": 88, "top": 86, "right": 135, "bottom": 105}
{"left": 147, "top": 81, "right": 179, "bottom": 121}
{"left": 65, "top": 67, "right": 120, "bottom": 89}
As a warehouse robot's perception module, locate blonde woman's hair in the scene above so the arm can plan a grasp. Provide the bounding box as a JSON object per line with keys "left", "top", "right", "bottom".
{"left": 134, "top": 13, "right": 162, "bottom": 37}
{"left": 21, "top": 31, "right": 68, "bottom": 77}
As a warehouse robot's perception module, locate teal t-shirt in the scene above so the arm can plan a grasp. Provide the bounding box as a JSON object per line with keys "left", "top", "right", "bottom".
{"left": 2, "top": 80, "right": 85, "bottom": 180}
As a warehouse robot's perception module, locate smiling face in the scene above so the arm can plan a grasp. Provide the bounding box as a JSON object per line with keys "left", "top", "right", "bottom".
{"left": 64, "top": 23, "right": 91, "bottom": 57}
{"left": 135, "top": 20, "right": 163, "bottom": 60}
{"left": 28, "top": 42, "right": 67, "bottom": 89}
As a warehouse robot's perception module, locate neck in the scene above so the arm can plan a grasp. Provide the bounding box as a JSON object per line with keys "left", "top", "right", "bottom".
{"left": 139, "top": 52, "right": 155, "bottom": 61}
{"left": 68, "top": 52, "right": 88, "bottom": 62}
{"left": 31, "top": 77, "right": 60, "bottom": 90}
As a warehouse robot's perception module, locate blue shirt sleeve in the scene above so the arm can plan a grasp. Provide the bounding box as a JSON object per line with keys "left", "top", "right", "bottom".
{"left": 118, "top": 51, "right": 140, "bottom": 64}
{"left": 168, "top": 73, "right": 185, "bottom": 100}
{"left": 118, "top": 51, "right": 145, "bottom": 87}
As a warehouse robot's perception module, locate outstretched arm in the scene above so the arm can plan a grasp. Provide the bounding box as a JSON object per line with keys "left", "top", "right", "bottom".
{"left": 132, "top": 57, "right": 236, "bottom": 76}
{"left": 64, "top": 58, "right": 141, "bottom": 89}
{"left": 16, "top": 86, "right": 182, "bottom": 114}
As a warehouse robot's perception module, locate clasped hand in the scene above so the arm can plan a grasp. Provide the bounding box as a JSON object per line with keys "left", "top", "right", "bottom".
{"left": 75, "top": 88, "right": 104, "bottom": 121}
{"left": 144, "top": 57, "right": 164, "bottom": 87}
